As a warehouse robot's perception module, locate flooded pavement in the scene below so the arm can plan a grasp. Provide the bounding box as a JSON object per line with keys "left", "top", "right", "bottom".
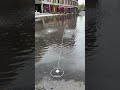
{"left": 35, "top": 15, "right": 85, "bottom": 90}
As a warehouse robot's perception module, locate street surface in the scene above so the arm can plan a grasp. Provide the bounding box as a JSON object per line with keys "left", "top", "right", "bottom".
{"left": 35, "top": 14, "right": 85, "bottom": 90}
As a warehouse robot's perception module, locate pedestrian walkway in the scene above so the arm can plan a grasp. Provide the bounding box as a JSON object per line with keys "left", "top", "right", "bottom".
{"left": 35, "top": 12, "right": 72, "bottom": 21}
{"left": 79, "top": 11, "right": 85, "bottom": 16}
{"left": 35, "top": 11, "right": 73, "bottom": 18}
{"left": 35, "top": 12, "right": 63, "bottom": 18}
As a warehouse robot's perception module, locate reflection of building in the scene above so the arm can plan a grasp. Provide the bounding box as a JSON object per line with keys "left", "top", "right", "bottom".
{"left": 35, "top": 0, "right": 78, "bottom": 13}
{"left": 37, "top": 15, "right": 77, "bottom": 28}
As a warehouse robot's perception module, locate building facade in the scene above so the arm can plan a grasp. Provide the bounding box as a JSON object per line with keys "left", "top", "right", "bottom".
{"left": 35, "top": 0, "right": 78, "bottom": 13}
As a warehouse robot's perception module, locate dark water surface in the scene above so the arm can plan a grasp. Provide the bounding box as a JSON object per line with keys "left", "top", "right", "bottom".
{"left": 86, "top": 0, "right": 120, "bottom": 90}
{"left": 35, "top": 15, "right": 85, "bottom": 90}
{"left": 0, "top": 1, "right": 34, "bottom": 89}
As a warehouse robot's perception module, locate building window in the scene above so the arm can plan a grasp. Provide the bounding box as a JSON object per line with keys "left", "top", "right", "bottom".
{"left": 62, "top": 0, "right": 64, "bottom": 4}
{"left": 52, "top": 0, "right": 56, "bottom": 3}
{"left": 65, "top": 0, "right": 67, "bottom": 4}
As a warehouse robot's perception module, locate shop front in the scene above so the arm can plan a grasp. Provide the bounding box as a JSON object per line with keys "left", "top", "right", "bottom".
{"left": 35, "top": 4, "right": 42, "bottom": 13}
{"left": 43, "top": 4, "right": 50, "bottom": 13}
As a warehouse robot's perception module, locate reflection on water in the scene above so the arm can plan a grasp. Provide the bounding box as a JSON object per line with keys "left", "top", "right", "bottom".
{"left": 35, "top": 15, "right": 85, "bottom": 89}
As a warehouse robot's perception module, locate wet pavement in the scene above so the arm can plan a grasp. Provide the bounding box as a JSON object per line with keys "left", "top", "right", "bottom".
{"left": 35, "top": 14, "right": 85, "bottom": 90}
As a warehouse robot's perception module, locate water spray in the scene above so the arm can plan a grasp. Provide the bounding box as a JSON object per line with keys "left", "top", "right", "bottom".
{"left": 50, "top": 25, "right": 68, "bottom": 78}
